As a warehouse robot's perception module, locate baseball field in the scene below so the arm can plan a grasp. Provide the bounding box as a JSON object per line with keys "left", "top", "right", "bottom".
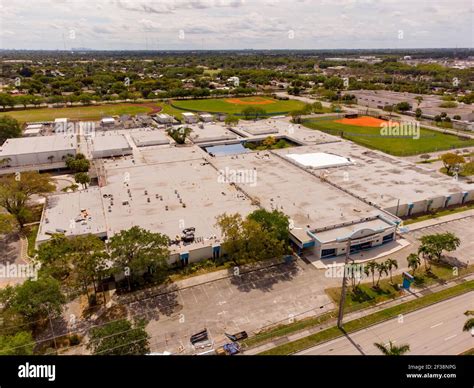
{"left": 303, "top": 116, "right": 474, "bottom": 156}
{"left": 170, "top": 96, "right": 306, "bottom": 115}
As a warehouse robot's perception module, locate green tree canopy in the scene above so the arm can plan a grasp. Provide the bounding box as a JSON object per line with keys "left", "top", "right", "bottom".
{"left": 0, "top": 172, "right": 56, "bottom": 227}
{"left": 0, "top": 115, "right": 21, "bottom": 145}
{"left": 108, "top": 226, "right": 170, "bottom": 290}
{"left": 87, "top": 319, "right": 150, "bottom": 355}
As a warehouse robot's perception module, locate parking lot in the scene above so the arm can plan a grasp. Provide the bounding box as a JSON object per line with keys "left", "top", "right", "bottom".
{"left": 127, "top": 259, "right": 335, "bottom": 354}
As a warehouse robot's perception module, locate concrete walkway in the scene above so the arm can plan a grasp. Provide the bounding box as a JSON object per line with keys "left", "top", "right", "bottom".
{"left": 403, "top": 209, "right": 474, "bottom": 231}
{"left": 243, "top": 273, "right": 474, "bottom": 355}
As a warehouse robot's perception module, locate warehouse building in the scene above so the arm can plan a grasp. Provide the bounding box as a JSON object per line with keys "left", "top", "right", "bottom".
{"left": 182, "top": 112, "right": 198, "bottom": 124}
{"left": 90, "top": 134, "right": 133, "bottom": 159}
{"left": 131, "top": 130, "right": 172, "bottom": 147}
{"left": 0, "top": 135, "right": 77, "bottom": 168}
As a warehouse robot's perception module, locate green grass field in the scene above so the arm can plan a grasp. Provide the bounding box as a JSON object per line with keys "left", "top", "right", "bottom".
{"left": 170, "top": 96, "right": 306, "bottom": 115}
{"left": 2, "top": 103, "right": 158, "bottom": 123}
{"left": 303, "top": 117, "right": 474, "bottom": 156}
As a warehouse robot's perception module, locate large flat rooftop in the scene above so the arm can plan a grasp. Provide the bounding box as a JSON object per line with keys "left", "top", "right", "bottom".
{"left": 101, "top": 157, "right": 257, "bottom": 253}
{"left": 37, "top": 188, "right": 107, "bottom": 244}
{"left": 0, "top": 134, "right": 77, "bottom": 155}
{"left": 274, "top": 141, "right": 473, "bottom": 209}
{"left": 210, "top": 151, "right": 380, "bottom": 231}
{"left": 187, "top": 123, "right": 238, "bottom": 143}
{"left": 90, "top": 134, "right": 131, "bottom": 153}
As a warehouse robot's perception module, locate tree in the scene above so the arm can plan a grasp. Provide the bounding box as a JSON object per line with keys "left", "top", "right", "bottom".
{"left": 384, "top": 258, "right": 398, "bottom": 284}
{"left": 415, "top": 96, "right": 423, "bottom": 107}
{"left": 418, "top": 233, "right": 460, "bottom": 263}
{"left": 216, "top": 213, "right": 285, "bottom": 265}
{"left": 375, "top": 262, "right": 388, "bottom": 288}
{"left": 415, "top": 108, "right": 422, "bottom": 119}
{"left": 312, "top": 101, "right": 323, "bottom": 112}
{"left": 247, "top": 209, "right": 289, "bottom": 244}
{"left": 66, "top": 153, "right": 90, "bottom": 173}
{"left": 108, "top": 226, "right": 170, "bottom": 291}
{"left": 87, "top": 319, "right": 150, "bottom": 355}
{"left": 74, "top": 172, "right": 91, "bottom": 189}
{"left": 407, "top": 253, "right": 421, "bottom": 275}
{"left": 1, "top": 277, "right": 65, "bottom": 324}
{"left": 0, "top": 172, "right": 55, "bottom": 228}
{"left": 167, "top": 127, "right": 191, "bottom": 144}
{"left": 463, "top": 318, "right": 474, "bottom": 332}
{"left": 0, "top": 213, "right": 18, "bottom": 234}
{"left": 0, "top": 331, "right": 34, "bottom": 355}
{"left": 440, "top": 153, "right": 465, "bottom": 176}
{"left": 241, "top": 106, "right": 266, "bottom": 120}
{"left": 374, "top": 341, "right": 410, "bottom": 355}
{"left": 290, "top": 110, "right": 304, "bottom": 123}
{"left": 0, "top": 115, "right": 21, "bottom": 145}
{"left": 395, "top": 101, "right": 412, "bottom": 112}
{"left": 37, "top": 234, "right": 109, "bottom": 304}
{"left": 224, "top": 115, "right": 239, "bottom": 126}
{"left": 262, "top": 136, "right": 277, "bottom": 148}
{"left": 364, "top": 261, "right": 378, "bottom": 287}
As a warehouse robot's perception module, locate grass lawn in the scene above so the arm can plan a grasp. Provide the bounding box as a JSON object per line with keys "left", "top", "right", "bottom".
{"left": 23, "top": 224, "right": 39, "bottom": 257}
{"left": 260, "top": 280, "right": 474, "bottom": 355}
{"left": 2, "top": 103, "right": 158, "bottom": 123}
{"left": 170, "top": 96, "right": 306, "bottom": 115}
{"left": 302, "top": 118, "right": 474, "bottom": 156}
{"left": 326, "top": 263, "right": 474, "bottom": 314}
{"left": 402, "top": 202, "right": 474, "bottom": 225}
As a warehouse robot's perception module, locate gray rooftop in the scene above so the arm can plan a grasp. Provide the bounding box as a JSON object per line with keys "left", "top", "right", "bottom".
{"left": 0, "top": 135, "right": 77, "bottom": 155}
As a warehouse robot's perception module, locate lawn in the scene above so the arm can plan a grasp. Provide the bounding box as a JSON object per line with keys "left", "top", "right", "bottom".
{"left": 326, "top": 263, "right": 474, "bottom": 314}
{"left": 402, "top": 201, "right": 474, "bottom": 225}
{"left": 260, "top": 280, "right": 474, "bottom": 355}
{"left": 170, "top": 96, "right": 306, "bottom": 115}
{"left": 2, "top": 103, "right": 159, "bottom": 123}
{"left": 302, "top": 117, "right": 474, "bottom": 156}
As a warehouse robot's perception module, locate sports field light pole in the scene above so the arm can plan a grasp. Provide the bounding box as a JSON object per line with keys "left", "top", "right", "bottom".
{"left": 337, "top": 238, "right": 352, "bottom": 329}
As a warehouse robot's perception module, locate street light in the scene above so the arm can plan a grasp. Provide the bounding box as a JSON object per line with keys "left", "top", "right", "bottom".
{"left": 337, "top": 238, "right": 352, "bottom": 329}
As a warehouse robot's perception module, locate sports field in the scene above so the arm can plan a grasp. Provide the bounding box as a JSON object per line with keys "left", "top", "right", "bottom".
{"left": 2, "top": 102, "right": 160, "bottom": 123}
{"left": 170, "top": 96, "right": 306, "bottom": 115}
{"left": 303, "top": 116, "right": 474, "bottom": 156}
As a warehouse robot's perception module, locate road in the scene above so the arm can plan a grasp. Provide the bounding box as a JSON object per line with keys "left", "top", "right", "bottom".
{"left": 297, "top": 292, "right": 473, "bottom": 355}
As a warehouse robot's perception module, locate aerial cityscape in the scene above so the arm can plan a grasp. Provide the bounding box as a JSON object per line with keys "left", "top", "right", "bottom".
{"left": 0, "top": 0, "right": 472, "bottom": 385}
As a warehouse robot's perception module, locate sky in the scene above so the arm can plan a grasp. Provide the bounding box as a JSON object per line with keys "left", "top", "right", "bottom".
{"left": 0, "top": 0, "right": 472, "bottom": 50}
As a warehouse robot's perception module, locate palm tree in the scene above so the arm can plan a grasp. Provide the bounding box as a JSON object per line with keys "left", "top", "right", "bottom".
{"left": 417, "top": 245, "right": 432, "bottom": 271}
{"left": 415, "top": 96, "right": 423, "bottom": 107}
{"left": 374, "top": 341, "right": 410, "bottom": 355}
{"left": 385, "top": 258, "right": 398, "bottom": 284}
{"left": 365, "top": 261, "right": 378, "bottom": 287}
{"left": 407, "top": 253, "right": 421, "bottom": 275}
{"left": 375, "top": 262, "right": 388, "bottom": 288}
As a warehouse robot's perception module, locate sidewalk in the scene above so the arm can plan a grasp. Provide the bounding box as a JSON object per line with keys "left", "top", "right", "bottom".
{"left": 404, "top": 209, "right": 474, "bottom": 231}
{"left": 243, "top": 273, "right": 474, "bottom": 355}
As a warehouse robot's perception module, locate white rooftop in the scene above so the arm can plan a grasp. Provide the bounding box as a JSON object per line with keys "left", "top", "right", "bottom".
{"left": 91, "top": 134, "right": 131, "bottom": 152}
{"left": 286, "top": 152, "right": 353, "bottom": 169}
{"left": 0, "top": 135, "right": 77, "bottom": 155}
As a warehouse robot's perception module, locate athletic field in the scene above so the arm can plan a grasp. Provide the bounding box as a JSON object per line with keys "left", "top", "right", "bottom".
{"left": 2, "top": 103, "right": 160, "bottom": 123}
{"left": 303, "top": 116, "right": 474, "bottom": 156}
{"left": 170, "top": 96, "right": 306, "bottom": 115}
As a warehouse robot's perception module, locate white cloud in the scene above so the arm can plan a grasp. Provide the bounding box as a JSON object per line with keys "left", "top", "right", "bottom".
{"left": 0, "top": 0, "right": 471, "bottom": 49}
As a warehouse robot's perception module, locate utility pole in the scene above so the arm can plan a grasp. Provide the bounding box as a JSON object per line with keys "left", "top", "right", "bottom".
{"left": 337, "top": 238, "right": 351, "bottom": 329}
{"left": 47, "top": 306, "right": 58, "bottom": 355}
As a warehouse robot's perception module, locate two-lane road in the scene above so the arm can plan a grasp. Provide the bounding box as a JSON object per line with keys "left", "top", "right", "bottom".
{"left": 297, "top": 292, "right": 473, "bottom": 355}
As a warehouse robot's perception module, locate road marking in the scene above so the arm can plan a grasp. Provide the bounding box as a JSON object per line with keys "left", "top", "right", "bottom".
{"left": 430, "top": 322, "right": 444, "bottom": 328}
{"left": 444, "top": 334, "right": 457, "bottom": 341}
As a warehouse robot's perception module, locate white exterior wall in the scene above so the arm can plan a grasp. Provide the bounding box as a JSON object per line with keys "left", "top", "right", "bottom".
{"left": 1, "top": 149, "right": 76, "bottom": 167}
{"left": 91, "top": 148, "right": 133, "bottom": 159}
